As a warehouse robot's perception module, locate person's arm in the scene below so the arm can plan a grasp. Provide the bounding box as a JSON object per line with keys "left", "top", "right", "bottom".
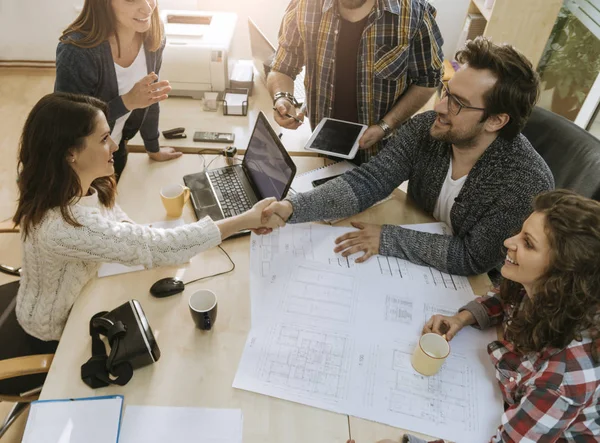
{"left": 360, "top": 3, "right": 443, "bottom": 149}
{"left": 385, "top": 0, "right": 444, "bottom": 126}
{"left": 44, "top": 199, "right": 281, "bottom": 266}
{"left": 282, "top": 115, "right": 424, "bottom": 223}
{"left": 45, "top": 211, "right": 222, "bottom": 268}
{"left": 459, "top": 295, "right": 505, "bottom": 330}
{"left": 268, "top": 0, "right": 306, "bottom": 129}
{"left": 139, "top": 42, "right": 164, "bottom": 155}
{"left": 493, "top": 387, "right": 585, "bottom": 442}
{"left": 55, "top": 42, "right": 130, "bottom": 122}
{"left": 379, "top": 184, "right": 546, "bottom": 276}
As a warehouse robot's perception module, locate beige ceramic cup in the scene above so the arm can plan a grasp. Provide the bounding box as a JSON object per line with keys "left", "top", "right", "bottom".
{"left": 411, "top": 333, "right": 450, "bottom": 376}
{"left": 160, "top": 184, "right": 190, "bottom": 218}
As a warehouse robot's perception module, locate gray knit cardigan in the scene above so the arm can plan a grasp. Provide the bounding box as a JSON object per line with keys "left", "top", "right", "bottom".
{"left": 288, "top": 111, "right": 554, "bottom": 276}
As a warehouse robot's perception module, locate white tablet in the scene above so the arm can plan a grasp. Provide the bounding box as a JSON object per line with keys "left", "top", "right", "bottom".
{"left": 304, "top": 118, "right": 368, "bottom": 159}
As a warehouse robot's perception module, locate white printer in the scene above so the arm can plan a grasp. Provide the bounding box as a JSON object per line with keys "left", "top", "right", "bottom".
{"left": 160, "top": 10, "right": 237, "bottom": 99}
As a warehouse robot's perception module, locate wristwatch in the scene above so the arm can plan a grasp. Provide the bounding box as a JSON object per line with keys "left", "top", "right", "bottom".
{"left": 377, "top": 119, "right": 393, "bottom": 138}
{"left": 273, "top": 91, "right": 300, "bottom": 108}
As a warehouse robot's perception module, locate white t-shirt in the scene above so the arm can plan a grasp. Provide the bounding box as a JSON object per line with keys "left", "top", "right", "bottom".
{"left": 111, "top": 45, "right": 147, "bottom": 146}
{"left": 433, "top": 160, "right": 467, "bottom": 233}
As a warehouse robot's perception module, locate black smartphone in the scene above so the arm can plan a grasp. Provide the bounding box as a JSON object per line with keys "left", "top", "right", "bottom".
{"left": 312, "top": 174, "right": 342, "bottom": 188}
{"left": 193, "top": 131, "right": 235, "bottom": 143}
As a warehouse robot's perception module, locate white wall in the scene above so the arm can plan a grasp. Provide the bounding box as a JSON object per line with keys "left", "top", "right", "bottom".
{"left": 0, "top": 0, "right": 468, "bottom": 62}
{"left": 0, "top": 0, "right": 83, "bottom": 61}
{"left": 429, "top": 0, "right": 471, "bottom": 59}
{"left": 0, "top": 0, "right": 287, "bottom": 62}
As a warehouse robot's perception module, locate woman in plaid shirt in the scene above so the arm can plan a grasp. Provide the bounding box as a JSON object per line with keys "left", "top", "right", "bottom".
{"left": 417, "top": 190, "right": 600, "bottom": 442}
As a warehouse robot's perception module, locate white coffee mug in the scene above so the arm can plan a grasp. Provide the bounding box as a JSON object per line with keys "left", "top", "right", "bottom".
{"left": 411, "top": 333, "right": 450, "bottom": 376}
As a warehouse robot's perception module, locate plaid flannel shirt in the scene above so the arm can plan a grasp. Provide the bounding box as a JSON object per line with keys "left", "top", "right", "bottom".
{"left": 271, "top": 0, "right": 444, "bottom": 162}
{"left": 461, "top": 295, "right": 600, "bottom": 442}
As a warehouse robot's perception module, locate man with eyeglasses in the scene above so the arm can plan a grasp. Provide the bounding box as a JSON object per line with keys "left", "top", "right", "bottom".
{"left": 260, "top": 37, "right": 554, "bottom": 276}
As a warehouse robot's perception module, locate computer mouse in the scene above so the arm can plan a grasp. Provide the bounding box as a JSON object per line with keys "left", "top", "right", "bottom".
{"left": 149, "top": 277, "right": 185, "bottom": 298}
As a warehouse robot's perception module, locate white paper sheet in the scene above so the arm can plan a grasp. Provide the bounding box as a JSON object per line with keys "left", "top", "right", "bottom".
{"left": 237, "top": 223, "right": 503, "bottom": 442}
{"left": 119, "top": 406, "right": 243, "bottom": 443}
{"left": 97, "top": 219, "right": 185, "bottom": 277}
{"left": 22, "top": 396, "right": 123, "bottom": 443}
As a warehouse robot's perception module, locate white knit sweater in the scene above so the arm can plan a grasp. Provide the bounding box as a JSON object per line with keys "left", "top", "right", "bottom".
{"left": 16, "top": 189, "right": 222, "bottom": 341}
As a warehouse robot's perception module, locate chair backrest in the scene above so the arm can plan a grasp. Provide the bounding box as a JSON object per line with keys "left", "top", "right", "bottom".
{"left": 522, "top": 106, "right": 600, "bottom": 201}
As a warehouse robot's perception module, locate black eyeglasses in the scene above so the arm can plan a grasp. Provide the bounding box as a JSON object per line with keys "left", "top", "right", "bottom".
{"left": 440, "top": 82, "right": 486, "bottom": 116}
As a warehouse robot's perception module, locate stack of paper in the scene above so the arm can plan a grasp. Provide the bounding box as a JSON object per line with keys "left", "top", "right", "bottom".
{"left": 22, "top": 396, "right": 123, "bottom": 443}
{"left": 120, "top": 406, "right": 243, "bottom": 443}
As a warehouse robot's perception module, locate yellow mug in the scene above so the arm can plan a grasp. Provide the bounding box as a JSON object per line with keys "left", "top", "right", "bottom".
{"left": 160, "top": 184, "right": 190, "bottom": 218}
{"left": 411, "top": 333, "right": 450, "bottom": 376}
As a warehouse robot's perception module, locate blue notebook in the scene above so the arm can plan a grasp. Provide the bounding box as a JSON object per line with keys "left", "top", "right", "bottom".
{"left": 21, "top": 395, "right": 123, "bottom": 443}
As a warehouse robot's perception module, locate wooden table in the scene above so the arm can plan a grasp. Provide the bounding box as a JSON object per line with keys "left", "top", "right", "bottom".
{"left": 128, "top": 79, "right": 314, "bottom": 156}
{"left": 25, "top": 154, "right": 490, "bottom": 443}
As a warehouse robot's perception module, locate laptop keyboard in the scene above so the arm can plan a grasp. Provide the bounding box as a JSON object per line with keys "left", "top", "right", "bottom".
{"left": 207, "top": 168, "right": 253, "bottom": 218}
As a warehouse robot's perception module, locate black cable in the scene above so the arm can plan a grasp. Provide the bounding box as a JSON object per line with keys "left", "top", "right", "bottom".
{"left": 183, "top": 245, "right": 235, "bottom": 286}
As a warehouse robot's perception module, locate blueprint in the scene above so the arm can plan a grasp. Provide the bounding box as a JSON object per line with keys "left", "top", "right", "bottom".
{"left": 250, "top": 222, "right": 473, "bottom": 292}
{"left": 236, "top": 223, "right": 503, "bottom": 442}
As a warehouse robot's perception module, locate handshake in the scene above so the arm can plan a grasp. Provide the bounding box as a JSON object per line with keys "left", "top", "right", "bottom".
{"left": 243, "top": 197, "right": 294, "bottom": 234}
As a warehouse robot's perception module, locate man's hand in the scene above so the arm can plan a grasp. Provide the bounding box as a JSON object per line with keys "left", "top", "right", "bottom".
{"left": 122, "top": 72, "right": 171, "bottom": 111}
{"left": 261, "top": 199, "right": 294, "bottom": 225}
{"left": 358, "top": 124, "right": 386, "bottom": 150}
{"left": 334, "top": 221, "right": 382, "bottom": 263}
{"left": 148, "top": 147, "right": 183, "bottom": 162}
{"left": 273, "top": 98, "right": 304, "bottom": 130}
{"left": 246, "top": 198, "right": 287, "bottom": 231}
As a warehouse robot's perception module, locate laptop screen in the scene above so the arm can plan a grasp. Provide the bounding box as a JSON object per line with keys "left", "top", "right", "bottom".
{"left": 243, "top": 113, "right": 295, "bottom": 200}
{"left": 248, "top": 18, "right": 275, "bottom": 82}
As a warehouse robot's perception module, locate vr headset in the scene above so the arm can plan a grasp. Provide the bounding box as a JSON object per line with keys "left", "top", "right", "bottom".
{"left": 81, "top": 300, "right": 160, "bottom": 388}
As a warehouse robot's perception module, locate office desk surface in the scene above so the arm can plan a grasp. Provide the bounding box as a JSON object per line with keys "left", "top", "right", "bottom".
{"left": 36, "top": 154, "right": 491, "bottom": 443}
{"left": 128, "top": 79, "right": 314, "bottom": 156}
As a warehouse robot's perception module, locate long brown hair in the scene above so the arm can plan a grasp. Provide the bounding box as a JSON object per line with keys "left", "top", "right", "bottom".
{"left": 501, "top": 190, "right": 600, "bottom": 360}
{"left": 60, "top": 0, "right": 164, "bottom": 55}
{"left": 13, "top": 93, "right": 116, "bottom": 238}
{"left": 455, "top": 37, "right": 540, "bottom": 140}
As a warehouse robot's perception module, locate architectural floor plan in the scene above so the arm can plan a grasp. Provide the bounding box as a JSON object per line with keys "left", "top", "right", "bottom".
{"left": 238, "top": 223, "right": 503, "bottom": 442}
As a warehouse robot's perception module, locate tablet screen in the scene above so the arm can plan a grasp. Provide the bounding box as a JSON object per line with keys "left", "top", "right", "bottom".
{"left": 308, "top": 119, "right": 364, "bottom": 155}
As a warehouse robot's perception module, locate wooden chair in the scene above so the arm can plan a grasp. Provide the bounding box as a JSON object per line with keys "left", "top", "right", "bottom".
{"left": 0, "top": 219, "right": 18, "bottom": 234}
{"left": 0, "top": 354, "right": 54, "bottom": 438}
{"left": 0, "top": 278, "right": 55, "bottom": 438}
{"left": 0, "top": 220, "right": 20, "bottom": 277}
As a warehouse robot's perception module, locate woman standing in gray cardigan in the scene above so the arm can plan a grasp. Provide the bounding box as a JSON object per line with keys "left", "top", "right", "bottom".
{"left": 55, "top": 0, "right": 181, "bottom": 178}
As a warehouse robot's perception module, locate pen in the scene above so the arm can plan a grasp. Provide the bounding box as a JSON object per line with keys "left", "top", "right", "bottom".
{"left": 272, "top": 107, "right": 302, "bottom": 124}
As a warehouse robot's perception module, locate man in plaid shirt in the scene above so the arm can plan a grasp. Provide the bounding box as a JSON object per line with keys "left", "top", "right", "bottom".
{"left": 268, "top": 0, "right": 444, "bottom": 164}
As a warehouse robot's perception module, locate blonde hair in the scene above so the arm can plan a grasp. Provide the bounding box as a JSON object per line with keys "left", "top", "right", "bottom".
{"left": 60, "top": 0, "right": 164, "bottom": 55}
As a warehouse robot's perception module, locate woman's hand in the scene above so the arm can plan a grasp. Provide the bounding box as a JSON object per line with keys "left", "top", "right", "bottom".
{"left": 244, "top": 198, "right": 287, "bottom": 231}
{"left": 422, "top": 311, "right": 474, "bottom": 341}
{"left": 148, "top": 147, "right": 182, "bottom": 162}
{"left": 122, "top": 72, "right": 172, "bottom": 111}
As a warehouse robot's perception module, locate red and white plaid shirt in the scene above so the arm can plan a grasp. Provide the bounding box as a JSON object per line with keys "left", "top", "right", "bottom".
{"left": 467, "top": 294, "right": 600, "bottom": 442}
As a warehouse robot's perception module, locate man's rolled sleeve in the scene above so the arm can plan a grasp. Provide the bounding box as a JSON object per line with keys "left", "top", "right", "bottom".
{"left": 270, "top": 0, "right": 305, "bottom": 80}
{"left": 408, "top": 3, "right": 444, "bottom": 88}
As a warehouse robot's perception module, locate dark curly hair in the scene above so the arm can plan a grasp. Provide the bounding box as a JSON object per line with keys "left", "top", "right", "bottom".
{"left": 500, "top": 190, "right": 600, "bottom": 361}
{"left": 455, "top": 37, "right": 540, "bottom": 140}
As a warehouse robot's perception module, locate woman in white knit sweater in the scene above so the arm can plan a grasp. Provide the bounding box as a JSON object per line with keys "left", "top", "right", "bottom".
{"left": 11, "top": 92, "right": 283, "bottom": 342}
